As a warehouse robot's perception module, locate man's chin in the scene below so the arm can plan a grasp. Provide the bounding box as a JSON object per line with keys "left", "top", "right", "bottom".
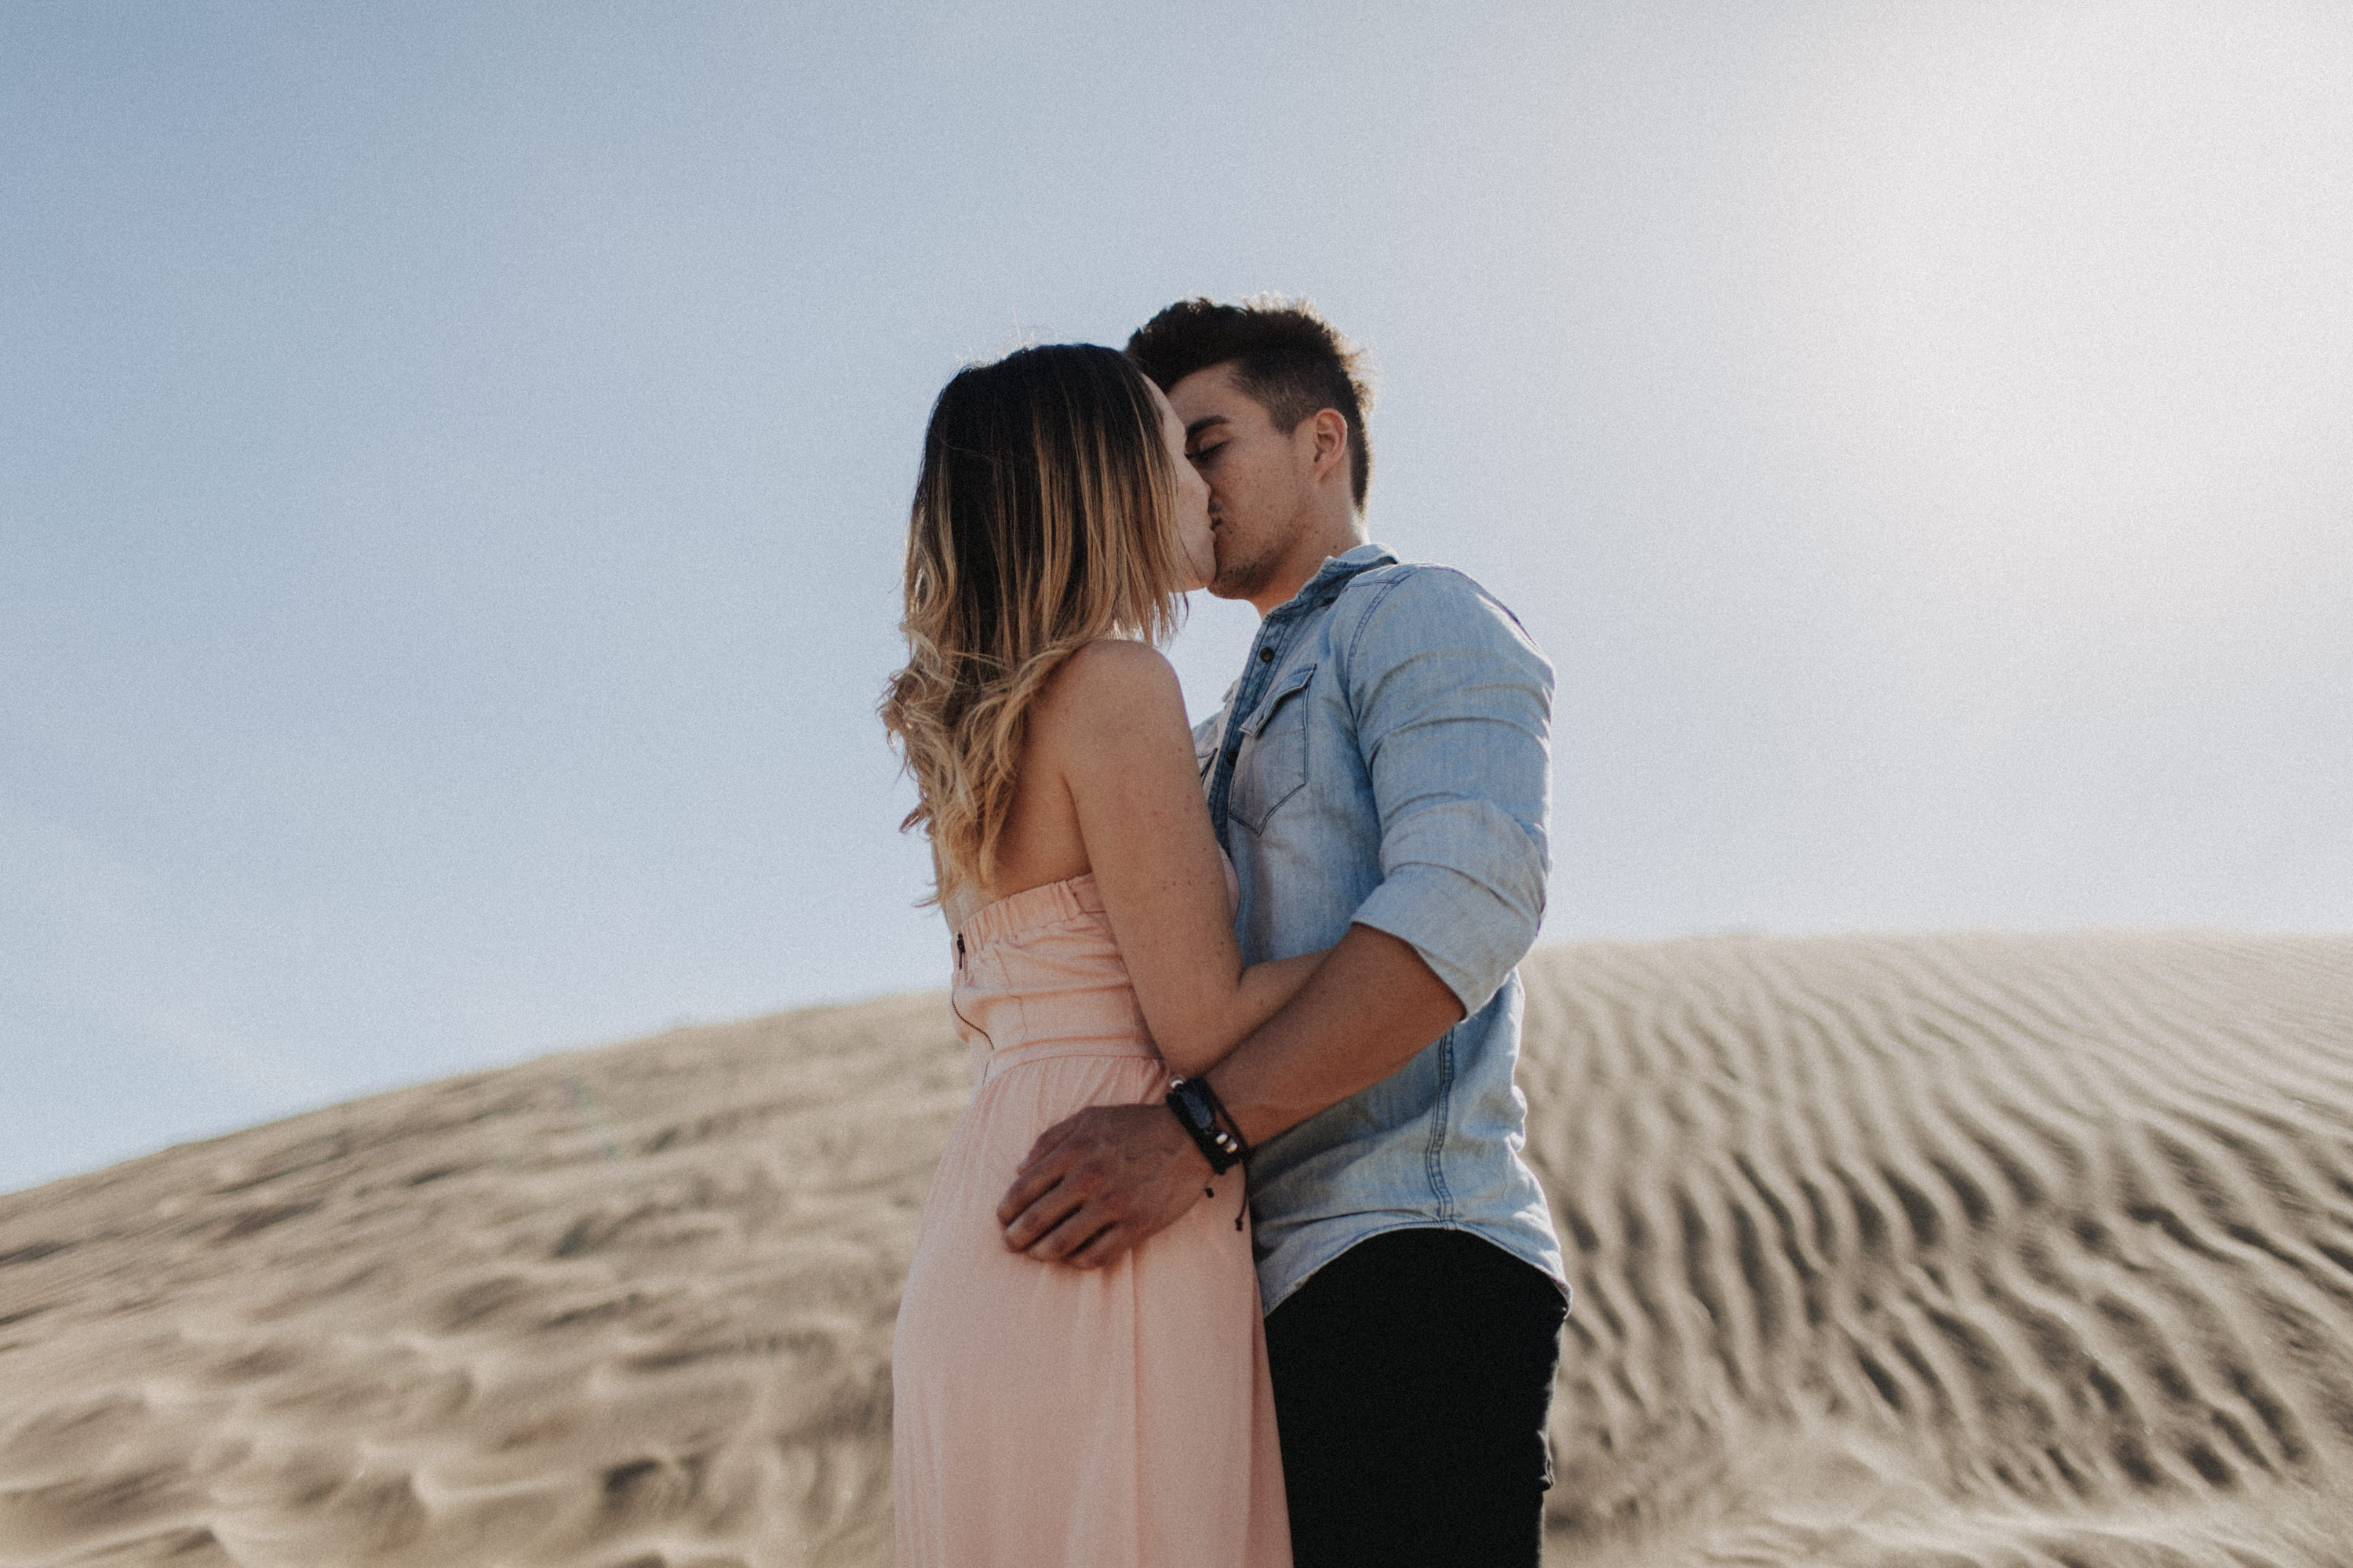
{"left": 1209, "top": 561, "right": 1271, "bottom": 602}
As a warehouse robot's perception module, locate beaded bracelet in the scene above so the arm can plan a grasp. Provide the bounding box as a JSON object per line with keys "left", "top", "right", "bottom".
{"left": 1165, "top": 1075, "right": 1248, "bottom": 1174}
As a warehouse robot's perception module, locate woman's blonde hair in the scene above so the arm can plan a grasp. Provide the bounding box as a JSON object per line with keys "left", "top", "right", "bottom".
{"left": 880, "top": 344, "right": 1190, "bottom": 901}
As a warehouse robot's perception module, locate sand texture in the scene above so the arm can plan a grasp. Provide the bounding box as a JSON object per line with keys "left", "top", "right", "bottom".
{"left": 3, "top": 932, "right": 2351, "bottom": 1566}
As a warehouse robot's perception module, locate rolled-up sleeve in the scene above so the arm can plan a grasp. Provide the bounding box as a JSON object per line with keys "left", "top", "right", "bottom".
{"left": 1340, "top": 569, "right": 1553, "bottom": 1016}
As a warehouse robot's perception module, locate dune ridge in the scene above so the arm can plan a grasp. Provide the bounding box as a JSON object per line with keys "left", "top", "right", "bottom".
{"left": 3, "top": 931, "right": 2350, "bottom": 1566}
{"left": 1523, "top": 932, "right": 2353, "bottom": 1565}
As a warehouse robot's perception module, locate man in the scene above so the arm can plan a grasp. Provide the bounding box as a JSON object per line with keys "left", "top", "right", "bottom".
{"left": 996, "top": 297, "right": 1568, "bottom": 1565}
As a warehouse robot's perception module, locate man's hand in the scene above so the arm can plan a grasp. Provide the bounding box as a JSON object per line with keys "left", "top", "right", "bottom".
{"left": 996, "top": 1102, "right": 1213, "bottom": 1268}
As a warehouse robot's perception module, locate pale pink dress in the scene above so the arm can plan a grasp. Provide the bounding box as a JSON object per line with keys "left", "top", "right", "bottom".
{"left": 892, "top": 870, "right": 1291, "bottom": 1568}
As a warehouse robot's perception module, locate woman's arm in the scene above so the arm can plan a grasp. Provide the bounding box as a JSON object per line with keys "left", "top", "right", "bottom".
{"left": 1032, "top": 641, "right": 1327, "bottom": 1079}
{"left": 1177, "top": 949, "right": 1324, "bottom": 1079}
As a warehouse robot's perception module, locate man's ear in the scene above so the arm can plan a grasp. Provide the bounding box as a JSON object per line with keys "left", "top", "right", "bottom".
{"left": 1308, "top": 408, "right": 1350, "bottom": 486}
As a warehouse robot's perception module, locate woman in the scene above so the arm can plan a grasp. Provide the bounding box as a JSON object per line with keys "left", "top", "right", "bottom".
{"left": 883, "top": 344, "right": 1313, "bottom": 1568}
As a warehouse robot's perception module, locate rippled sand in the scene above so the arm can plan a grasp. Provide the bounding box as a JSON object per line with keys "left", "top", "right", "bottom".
{"left": 2, "top": 933, "right": 2348, "bottom": 1566}
{"left": 1524, "top": 933, "right": 2353, "bottom": 1565}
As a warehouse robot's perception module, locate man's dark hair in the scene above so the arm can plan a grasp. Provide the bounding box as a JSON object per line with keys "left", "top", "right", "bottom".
{"left": 1125, "top": 295, "right": 1375, "bottom": 509}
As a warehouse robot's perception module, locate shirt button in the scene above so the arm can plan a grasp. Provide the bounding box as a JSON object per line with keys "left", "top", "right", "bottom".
{"left": 1258, "top": 647, "right": 1275, "bottom": 662}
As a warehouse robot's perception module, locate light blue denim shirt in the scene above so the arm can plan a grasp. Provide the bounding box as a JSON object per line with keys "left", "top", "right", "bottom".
{"left": 1193, "top": 543, "right": 1566, "bottom": 1313}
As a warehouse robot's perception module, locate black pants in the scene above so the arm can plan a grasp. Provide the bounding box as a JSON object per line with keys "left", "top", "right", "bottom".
{"left": 1263, "top": 1228, "right": 1568, "bottom": 1568}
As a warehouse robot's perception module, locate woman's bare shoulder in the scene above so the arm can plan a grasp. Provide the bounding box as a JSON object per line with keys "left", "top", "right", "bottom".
{"left": 1057, "top": 635, "right": 1177, "bottom": 682}
{"left": 1036, "top": 638, "right": 1184, "bottom": 731}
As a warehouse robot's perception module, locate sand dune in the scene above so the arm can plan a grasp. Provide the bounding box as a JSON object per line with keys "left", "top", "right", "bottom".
{"left": 3, "top": 933, "right": 2349, "bottom": 1566}
{"left": 1522, "top": 933, "right": 2353, "bottom": 1565}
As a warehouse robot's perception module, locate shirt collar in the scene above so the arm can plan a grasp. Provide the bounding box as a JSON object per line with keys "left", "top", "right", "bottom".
{"left": 1269, "top": 541, "right": 1398, "bottom": 618}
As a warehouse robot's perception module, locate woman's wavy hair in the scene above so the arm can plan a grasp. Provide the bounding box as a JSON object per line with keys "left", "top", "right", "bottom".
{"left": 880, "top": 344, "right": 1189, "bottom": 902}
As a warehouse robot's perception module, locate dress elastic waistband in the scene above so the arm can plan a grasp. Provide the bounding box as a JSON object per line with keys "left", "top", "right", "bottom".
{"left": 953, "top": 873, "right": 1105, "bottom": 955}
{"left": 977, "top": 1035, "right": 1164, "bottom": 1086}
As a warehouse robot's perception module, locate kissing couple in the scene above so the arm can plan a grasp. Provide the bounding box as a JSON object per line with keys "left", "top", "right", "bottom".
{"left": 883, "top": 297, "right": 1570, "bottom": 1568}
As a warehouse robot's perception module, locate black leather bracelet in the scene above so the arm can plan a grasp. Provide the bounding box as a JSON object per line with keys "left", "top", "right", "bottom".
{"left": 1166, "top": 1075, "right": 1247, "bottom": 1174}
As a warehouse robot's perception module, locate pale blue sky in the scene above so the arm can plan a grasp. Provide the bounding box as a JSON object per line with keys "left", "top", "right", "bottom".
{"left": 6, "top": 1, "right": 2349, "bottom": 1195}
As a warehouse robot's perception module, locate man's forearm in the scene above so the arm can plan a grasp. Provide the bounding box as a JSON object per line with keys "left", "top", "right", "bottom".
{"left": 1202, "top": 922, "right": 1466, "bottom": 1147}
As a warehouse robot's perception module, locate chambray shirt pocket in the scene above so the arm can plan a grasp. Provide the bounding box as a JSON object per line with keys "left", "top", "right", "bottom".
{"left": 1229, "top": 662, "right": 1316, "bottom": 835}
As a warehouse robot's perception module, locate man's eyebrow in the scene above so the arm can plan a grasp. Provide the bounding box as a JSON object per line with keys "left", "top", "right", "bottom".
{"left": 1184, "top": 415, "right": 1231, "bottom": 441}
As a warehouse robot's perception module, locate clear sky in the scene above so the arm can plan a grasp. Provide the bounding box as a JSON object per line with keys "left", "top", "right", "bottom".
{"left": 6, "top": 1, "right": 2349, "bottom": 1195}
